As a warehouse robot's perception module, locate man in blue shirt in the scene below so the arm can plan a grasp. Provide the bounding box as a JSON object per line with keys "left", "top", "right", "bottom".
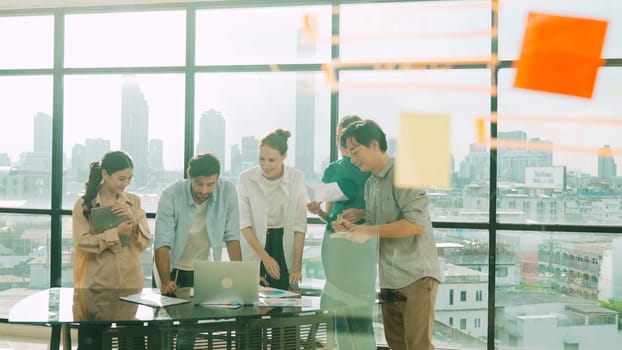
{"left": 154, "top": 153, "right": 241, "bottom": 296}
{"left": 332, "top": 119, "right": 441, "bottom": 350}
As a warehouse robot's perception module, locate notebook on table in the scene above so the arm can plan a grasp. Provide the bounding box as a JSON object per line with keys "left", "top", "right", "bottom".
{"left": 193, "top": 261, "right": 260, "bottom": 306}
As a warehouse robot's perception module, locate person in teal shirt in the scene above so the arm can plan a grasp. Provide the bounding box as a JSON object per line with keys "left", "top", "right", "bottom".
{"left": 308, "top": 115, "right": 378, "bottom": 350}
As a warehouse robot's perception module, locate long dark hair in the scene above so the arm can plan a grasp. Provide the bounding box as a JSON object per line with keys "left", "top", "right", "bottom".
{"left": 81, "top": 151, "right": 134, "bottom": 218}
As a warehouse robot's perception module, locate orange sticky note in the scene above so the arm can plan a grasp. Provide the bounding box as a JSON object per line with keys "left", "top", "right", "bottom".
{"left": 476, "top": 117, "right": 486, "bottom": 145}
{"left": 513, "top": 12, "right": 608, "bottom": 98}
{"left": 302, "top": 13, "right": 318, "bottom": 43}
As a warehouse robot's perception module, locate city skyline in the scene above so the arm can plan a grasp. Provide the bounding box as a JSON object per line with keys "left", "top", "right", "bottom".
{"left": 2, "top": 105, "right": 620, "bottom": 183}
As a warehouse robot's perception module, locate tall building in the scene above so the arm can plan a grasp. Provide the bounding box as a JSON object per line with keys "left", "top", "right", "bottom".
{"left": 497, "top": 131, "right": 553, "bottom": 182}
{"left": 84, "top": 138, "right": 111, "bottom": 167}
{"left": 230, "top": 144, "right": 242, "bottom": 176}
{"left": 33, "top": 112, "right": 52, "bottom": 153}
{"left": 388, "top": 137, "right": 397, "bottom": 157}
{"left": 0, "top": 153, "right": 10, "bottom": 166}
{"left": 241, "top": 136, "right": 258, "bottom": 171}
{"left": 597, "top": 144, "right": 617, "bottom": 179}
{"left": 197, "top": 109, "right": 226, "bottom": 168}
{"left": 149, "top": 139, "right": 164, "bottom": 171}
{"left": 295, "top": 28, "right": 316, "bottom": 179}
{"left": 121, "top": 76, "right": 149, "bottom": 187}
{"left": 71, "top": 144, "right": 86, "bottom": 180}
{"left": 71, "top": 138, "right": 110, "bottom": 181}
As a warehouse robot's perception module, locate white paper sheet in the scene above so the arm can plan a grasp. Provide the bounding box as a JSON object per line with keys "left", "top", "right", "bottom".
{"left": 308, "top": 182, "right": 348, "bottom": 202}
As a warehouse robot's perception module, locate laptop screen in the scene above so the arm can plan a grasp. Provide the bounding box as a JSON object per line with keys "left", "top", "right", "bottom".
{"left": 192, "top": 261, "right": 260, "bottom": 306}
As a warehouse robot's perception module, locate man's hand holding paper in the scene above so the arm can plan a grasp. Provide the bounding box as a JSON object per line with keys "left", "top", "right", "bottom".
{"left": 339, "top": 208, "right": 365, "bottom": 223}
{"left": 330, "top": 215, "right": 373, "bottom": 244}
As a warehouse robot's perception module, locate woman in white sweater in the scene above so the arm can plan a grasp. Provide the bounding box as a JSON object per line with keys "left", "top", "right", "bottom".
{"left": 237, "top": 128, "right": 308, "bottom": 290}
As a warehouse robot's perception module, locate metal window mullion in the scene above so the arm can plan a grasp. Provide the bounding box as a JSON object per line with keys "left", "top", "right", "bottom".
{"left": 487, "top": 1, "right": 499, "bottom": 348}
{"left": 50, "top": 11, "right": 65, "bottom": 288}
{"left": 329, "top": 3, "right": 340, "bottom": 163}
{"left": 184, "top": 8, "right": 196, "bottom": 178}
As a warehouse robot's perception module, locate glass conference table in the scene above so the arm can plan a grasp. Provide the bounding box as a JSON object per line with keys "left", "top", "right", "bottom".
{"left": 8, "top": 287, "right": 334, "bottom": 350}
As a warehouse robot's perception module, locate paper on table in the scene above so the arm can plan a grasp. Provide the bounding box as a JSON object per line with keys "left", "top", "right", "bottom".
{"left": 257, "top": 298, "right": 312, "bottom": 307}
{"left": 120, "top": 290, "right": 190, "bottom": 308}
{"left": 308, "top": 182, "right": 348, "bottom": 202}
{"left": 199, "top": 302, "right": 243, "bottom": 309}
{"left": 259, "top": 286, "right": 300, "bottom": 298}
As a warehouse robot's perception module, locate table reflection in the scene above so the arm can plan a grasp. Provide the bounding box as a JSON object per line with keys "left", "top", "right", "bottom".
{"left": 72, "top": 288, "right": 141, "bottom": 322}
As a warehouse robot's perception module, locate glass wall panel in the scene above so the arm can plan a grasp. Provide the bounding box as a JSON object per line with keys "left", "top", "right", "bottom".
{"left": 497, "top": 67, "right": 622, "bottom": 224}
{"left": 64, "top": 11, "right": 186, "bottom": 68}
{"left": 496, "top": 230, "right": 622, "bottom": 349}
{"left": 0, "top": 76, "right": 53, "bottom": 209}
{"left": 194, "top": 72, "right": 330, "bottom": 183}
{"left": 499, "top": 0, "right": 622, "bottom": 60}
{"left": 0, "top": 15, "right": 53, "bottom": 69}
{"left": 300, "top": 223, "right": 326, "bottom": 289}
{"left": 63, "top": 74, "right": 185, "bottom": 212}
{"left": 196, "top": 5, "right": 331, "bottom": 65}
{"left": 339, "top": 69, "right": 491, "bottom": 222}
{"left": 340, "top": 1, "right": 491, "bottom": 62}
{"left": 0, "top": 214, "right": 51, "bottom": 291}
{"left": 435, "top": 228, "right": 489, "bottom": 349}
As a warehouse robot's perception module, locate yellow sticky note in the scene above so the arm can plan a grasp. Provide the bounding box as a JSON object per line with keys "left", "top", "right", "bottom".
{"left": 395, "top": 113, "right": 451, "bottom": 189}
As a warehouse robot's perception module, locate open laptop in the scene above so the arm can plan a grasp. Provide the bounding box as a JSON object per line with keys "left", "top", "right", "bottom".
{"left": 193, "top": 261, "right": 260, "bottom": 306}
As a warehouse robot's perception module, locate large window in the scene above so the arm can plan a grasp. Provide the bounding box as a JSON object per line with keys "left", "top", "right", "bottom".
{"left": 339, "top": 69, "right": 491, "bottom": 222}
{"left": 0, "top": 76, "right": 53, "bottom": 209}
{"left": 2, "top": 1, "right": 622, "bottom": 349}
{"left": 64, "top": 11, "right": 186, "bottom": 68}
{"left": 194, "top": 72, "right": 330, "bottom": 182}
{"left": 62, "top": 74, "right": 186, "bottom": 211}
{"left": 195, "top": 6, "right": 332, "bottom": 65}
{"left": 0, "top": 15, "right": 53, "bottom": 69}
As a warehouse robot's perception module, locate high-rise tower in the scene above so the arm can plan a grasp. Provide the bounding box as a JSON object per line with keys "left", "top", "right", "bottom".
{"left": 598, "top": 144, "right": 617, "bottom": 179}
{"left": 121, "top": 76, "right": 149, "bottom": 187}
{"left": 197, "top": 109, "right": 226, "bottom": 168}
{"left": 295, "top": 28, "right": 316, "bottom": 179}
{"left": 33, "top": 112, "right": 52, "bottom": 153}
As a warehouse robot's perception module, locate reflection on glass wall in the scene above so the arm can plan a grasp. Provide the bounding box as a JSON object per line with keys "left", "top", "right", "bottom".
{"left": 194, "top": 72, "right": 330, "bottom": 183}
{"left": 339, "top": 69, "right": 491, "bottom": 222}
{"left": 434, "top": 228, "right": 489, "bottom": 349}
{"left": 196, "top": 5, "right": 331, "bottom": 65}
{"left": 63, "top": 74, "right": 185, "bottom": 212}
{"left": 497, "top": 68, "right": 622, "bottom": 225}
{"left": 61, "top": 217, "right": 155, "bottom": 288}
{"left": 0, "top": 76, "right": 53, "bottom": 209}
{"left": 496, "top": 230, "right": 622, "bottom": 349}
{"left": 499, "top": 0, "right": 622, "bottom": 60}
{"left": 0, "top": 214, "right": 51, "bottom": 291}
{"left": 1, "top": 1, "right": 622, "bottom": 349}
{"left": 340, "top": 1, "right": 491, "bottom": 62}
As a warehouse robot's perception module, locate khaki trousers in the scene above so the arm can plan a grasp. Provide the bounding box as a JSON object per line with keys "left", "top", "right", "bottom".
{"left": 381, "top": 277, "right": 439, "bottom": 350}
